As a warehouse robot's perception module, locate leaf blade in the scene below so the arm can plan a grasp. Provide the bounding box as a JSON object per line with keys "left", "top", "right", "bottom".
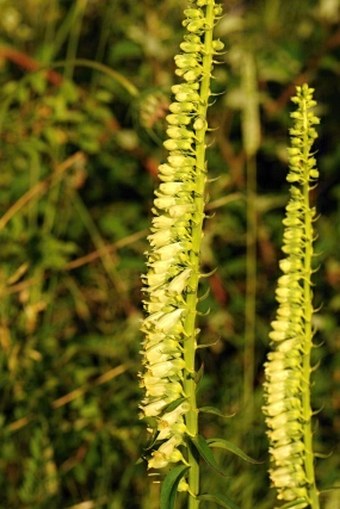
{"left": 198, "top": 493, "right": 240, "bottom": 509}
{"left": 189, "top": 435, "right": 227, "bottom": 477}
{"left": 277, "top": 499, "right": 309, "bottom": 509}
{"left": 207, "top": 438, "right": 261, "bottom": 464}
{"left": 199, "top": 406, "right": 235, "bottom": 419}
{"left": 160, "top": 464, "right": 189, "bottom": 509}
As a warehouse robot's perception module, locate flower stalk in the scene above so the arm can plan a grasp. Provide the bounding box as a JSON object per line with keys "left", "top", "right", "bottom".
{"left": 139, "top": 0, "right": 223, "bottom": 504}
{"left": 263, "top": 84, "right": 320, "bottom": 509}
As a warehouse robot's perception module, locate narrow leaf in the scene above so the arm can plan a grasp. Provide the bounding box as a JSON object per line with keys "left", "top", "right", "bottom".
{"left": 199, "top": 406, "right": 235, "bottom": 419}
{"left": 164, "top": 397, "right": 186, "bottom": 414}
{"left": 143, "top": 426, "right": 158, "bottom": 451}
{"left": 160, "top": 465, "right": 189, "bottom": 509}
{"left": 277, "top": 499, "right": 308, "bottom": 509}
{"left": 319, "top": 486, "right": 340, "bottom": 493}
{"left": 195, "top": 363, "right": 204, "bottom": 384}
{"left": 314, "top": 451, "right": 332, "bottom": 459}
{"left": 198, "top": 493, "right": 240, "bottom": 509}
{"left": 199, "top": 267, "right": 218, "bottom": 278}
{"left": 207, "top": 438, "right": 261, "bottom": 464}
{"left": 196, "top": 338, "right": 219, "bottom": 349}
{"left": 189, "top": 435, "right": 227, "bottom": 477}
{"left": 198, "top": 287, "right": 210, "bottom": 302}
{"left": 197, "top": 307, "right": 211, "bottom": 316}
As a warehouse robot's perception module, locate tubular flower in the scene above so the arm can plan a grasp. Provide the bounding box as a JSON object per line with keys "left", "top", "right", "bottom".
{"left": 139, "top": 0, "right": 224, "bottom": 472}
{"left": 263, "top": 84, "right": 320, "bottom": 508}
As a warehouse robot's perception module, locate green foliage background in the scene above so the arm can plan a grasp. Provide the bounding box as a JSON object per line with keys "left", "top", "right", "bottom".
{"left": 0, "top": 0, "right": 338, "bottom": 508}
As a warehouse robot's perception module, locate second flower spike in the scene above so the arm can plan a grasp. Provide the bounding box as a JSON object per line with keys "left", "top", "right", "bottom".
{"left": 263, "top": 84, "right": 321, "bottom": 509}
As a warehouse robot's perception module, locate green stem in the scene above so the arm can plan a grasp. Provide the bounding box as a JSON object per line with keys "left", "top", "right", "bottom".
{"left": 244, "top": 155, "right": 256, "bottom": 418}
{"left": 183, "top": 3, "right": 216, "bottom": 507}
{"left": 72, "top": 192, "right": 132, "bottom": 316}
{"left": 64, "top": 0, "right": 87, "bottom": 81}
{"left": 241, "top": 49, "right": 260, "bottom": 509}
{"left": 242, "top": 154, "right": 257, "bottom": 509}
{"left": 52, "top": 59, "right": 139, "bottom": 96}
{"left": 241, "top": 48, "right": 259, "bottom": 439}
{"left": 301, "top": 100, "right": 319, "bottom": 509}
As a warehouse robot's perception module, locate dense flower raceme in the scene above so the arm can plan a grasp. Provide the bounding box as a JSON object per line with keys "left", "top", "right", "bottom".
{"left": 263, "top": 85, "right": 320, "bottom": 508}
{"left": 139, "top": 0, "right": 223, "bottom": 472}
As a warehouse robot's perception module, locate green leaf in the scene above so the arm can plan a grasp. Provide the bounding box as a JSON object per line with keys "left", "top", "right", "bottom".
{"left": 160, "top": 465, "right": 189, "bottom": 509}
{"left": 208, "top": 437, "right": 261, "bottom": 464}
{"left": 314, "top": 451, "right": 332, "bottom": 459}
{"left": 199, "top": 406, "right": 235, "bottom": 419}
{"left": 198, "top": 287, "right": 210, "bottom": 302}
{"left": 277, "top": 499, "right": 308, "bottom": 509}
{"left": 164, "top": 397, "right": 186, "bottom": 414}
{"left": 196, "top": 339, "right": 219, "bottom": 349}
{"left": 198, "top": 493, "right": 240, "bottom": 509}
{"left": 197, "top": 307, "right": 211, "bottom": 316}
{"left": 143, "top": 427, "right": 158, "bottom": 451}
{"left": 319, "top": 486, "right": 340, "bottom": 493}
{"left": 200, "top": 267, "right": 218, "bottom": 278}
{"left": 195, "top": 363, "right": 205, "bottom": 384}
{"left": 208, "top": 438, "right": 263, "bottom": 465}
{"left": 207, "top": 438, "right": 261, "bottom": 464}
{"left": 189, "top": 435, "right": 227, "bottom": 477}
{"left": 53, "top": 59, "right": 139, "bottom": 96}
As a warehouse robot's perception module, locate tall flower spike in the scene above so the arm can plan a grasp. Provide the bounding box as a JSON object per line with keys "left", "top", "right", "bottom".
{"left": 139, "top": 0, "right": 223, "bottom": 495}
{"left": 263, "top": 84, "right": 320, "bottom": 509}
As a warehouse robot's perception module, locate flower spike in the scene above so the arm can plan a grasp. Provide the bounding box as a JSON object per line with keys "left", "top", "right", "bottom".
{"left": 139, "top": 0, "right": 224, "bottom": 490}
{"left": 263, "top": 84, "right": 321, "bottom": 509}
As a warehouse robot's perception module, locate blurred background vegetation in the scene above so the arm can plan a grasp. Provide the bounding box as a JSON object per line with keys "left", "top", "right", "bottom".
{"left": 0, "top": 0, "right": 339, "bottom": 508}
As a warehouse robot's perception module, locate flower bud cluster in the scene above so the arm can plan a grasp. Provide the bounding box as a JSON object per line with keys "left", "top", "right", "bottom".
{"left": 139, "top": 0, "right": 224, "bottom": 472}
{"left": 287, "top": 85, "right": 320, "bottom": 186}
{"left": 263, "top": 85, "right": 320, "bottom": 508}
